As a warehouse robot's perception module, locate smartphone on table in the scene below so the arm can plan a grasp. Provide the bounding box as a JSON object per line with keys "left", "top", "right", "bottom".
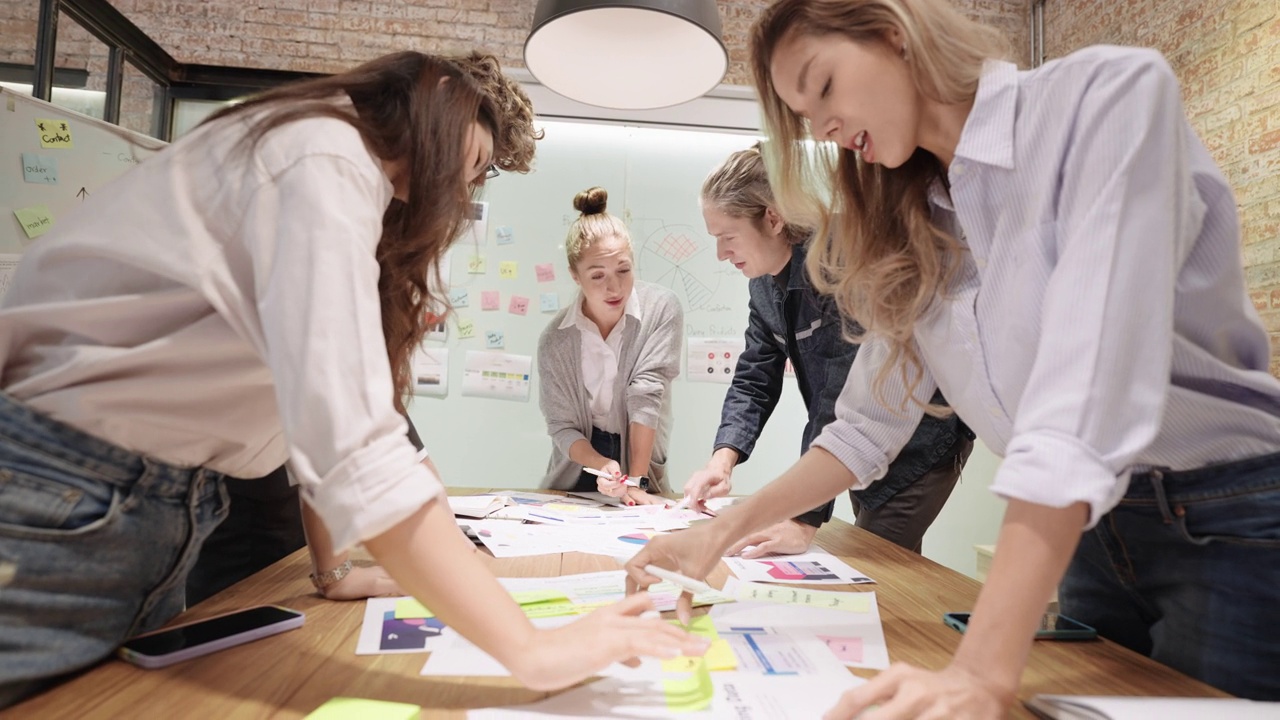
{"left": 117, "top": 605, "right": 305, "bottom": 669}
{"left": 943, "top": 611, "right": 1097, "bottom": 640}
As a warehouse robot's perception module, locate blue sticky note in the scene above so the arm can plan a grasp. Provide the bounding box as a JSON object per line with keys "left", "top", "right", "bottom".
{"left": 448, "top": 287, "right": 469, "bottom": 308}
{"left": 495, "top": 226, "right": 514, "bottom": 245}
{"left": 485, "top": 330, "right": 505, "bottom": 349}
{"left": 21, "top": 153, "right": 58, "bottom": 185}
{"left": 540, "top": 292, "right": 559, "bottom": 313}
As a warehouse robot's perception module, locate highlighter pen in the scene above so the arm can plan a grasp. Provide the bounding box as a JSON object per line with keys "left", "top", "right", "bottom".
{"left": 643, "top": 564, "right": 714, "bottom": 596}
{"left": 582, "top": 467, "right": 642, "bottom": 487}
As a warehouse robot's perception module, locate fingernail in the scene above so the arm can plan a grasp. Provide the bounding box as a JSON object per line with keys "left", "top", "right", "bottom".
{"left": 626, "top": 500, "right": 635, "bottom": 507}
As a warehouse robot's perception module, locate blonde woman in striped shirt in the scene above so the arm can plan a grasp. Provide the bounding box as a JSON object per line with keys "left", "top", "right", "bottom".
{"left": 627, "top": 0, "right": 1280, "bottom": 716}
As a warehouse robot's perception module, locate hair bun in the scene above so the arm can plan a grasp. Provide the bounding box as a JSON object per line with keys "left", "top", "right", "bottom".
{"left": 573, "top": 187, "right": 608, "bottom": 215}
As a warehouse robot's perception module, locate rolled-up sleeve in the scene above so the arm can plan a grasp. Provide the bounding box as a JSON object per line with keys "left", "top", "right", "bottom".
{"left": 810, "top": 335, "right": 931, "bottom": 487}
{"left": 991, "top": 51, "right": 1204, "bottom": 528}
{"left": 247, "top": 152, "right": 442, "bottom": 552}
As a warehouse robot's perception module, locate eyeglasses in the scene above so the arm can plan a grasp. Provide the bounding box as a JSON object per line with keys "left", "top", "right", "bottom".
{"left": 484, "top": 164, "right": 499, "bottom": 180}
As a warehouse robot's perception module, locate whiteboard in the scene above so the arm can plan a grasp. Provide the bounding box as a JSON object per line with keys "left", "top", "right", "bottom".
{"left": 409, "top": 120, "right": 817, "bottom": 495}
{"left": 0, "top": 87, "right": 161, "bottom": 259}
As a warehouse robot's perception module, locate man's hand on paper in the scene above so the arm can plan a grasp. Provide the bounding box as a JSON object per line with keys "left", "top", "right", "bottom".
{"left": 822, "top": 662, "right": 1012, "bottom": 720}
{"left": 507, "top": 592, "right": 710, "bottom": 691}
{"left": 320, "top": 564, "right": 404, "bottom": 601}
{"left": 623, "top": 521, "right": 727, "bottom": 625}
{"left": 682, "top": 449, "right": 736, "bottom": 511}
{"left": 725, "top": 519, "right": 817, "bottom": 558}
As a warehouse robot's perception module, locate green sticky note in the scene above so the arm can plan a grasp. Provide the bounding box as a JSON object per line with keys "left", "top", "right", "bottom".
{"left": 670, "top": 614, "right": 719, "bottom": 641}
{"left": 521, "top": 602, "right": 579, "bottom": 619}
{"left": 14, "top": 205, "right": 53, "bottom": 239}
{"left": 510, "top": 589, "right": 570, "bottom": 605}
{"left": 304, "top": 697, "right": 420, "bottom": 720}
{"left": 394, "top": 599, "right": 434, "bottom": 619}
{"left": 662, "top": 658, "right": 714, "bottom": 713}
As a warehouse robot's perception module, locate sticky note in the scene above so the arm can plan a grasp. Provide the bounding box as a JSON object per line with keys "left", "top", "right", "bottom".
{"left": 304, "top": 697, "right": 421, "bottom": 720}
{"left": 662, "top": 641, "right": 735, "bottom": 673}
{"left": 13, "top": 205, "right": 53, "bottom": 239}
{"left": 662, "top": 658, "right": 714, "bottom": 712}
{"left": 498, "top": 261, "right": 518, "bottom": 279}
{"left": 448, "top": 287, "right": 469, "bottom": 308}
{"left": 485, "top": 330, "right": 504, "bottom": 349}
{"left": 467, "top": 255, "right": 486, "bottom": 274}
{"left": 480, "top": 290, "right": 499, "bottom": 311}
{"left": 21, "top": 153, "right": 58, "bottom": 184}
{"left": 539, "top": 293, "right": 559, "bottom": 313}
{"left": 510, "top": 589, "right": 571, "bottom": 605}
{"left": 521, "top": 602, "right": 579, "bottom": 619}
{"left": 818, "top": 635, "right": 863, "bottom": 664}
{"left": 456, "top": 317, "right": 476, "bottom": 339}
{"left": 673, "top": 614, "right": 719, "bottom": 641}
{"left": 733, "top": 581, "right": 872, "bottom": 612}
{"left": 535, "top": 263, "right": 555, "bottom": 282}
{"left": 495, "top": 226, "right": 514, "bottom": 245}
{"left": 508, "top": 295, "right": 529, "bottom": 315}
{"left": 35, "top": 118, "right": 73, "bottom": 148}
{"left": 394, "top": 598, "right": 434, "bottom": 619}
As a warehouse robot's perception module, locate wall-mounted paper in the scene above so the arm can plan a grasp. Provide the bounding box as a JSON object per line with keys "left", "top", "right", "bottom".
{"left": 35, "top": 118, "right": 73, "bottom": 148}
{"left": 0, "top": 254, "right": 19, "bottom": 301}
{"left": 456, "top": 317, "right": 476, "bottom": 339}
{"left": 535, "top": 263, "right": 556, "bottom": 282}
{"left": 480, "top": 290, "right": 499, "bottom": 311}
{"left": 508, "top": 295, "right": 529, "bottom": 315}
{"left": 495, "top": 226, "right": 514, "bottom": 245}
{"left": 687, "top": 337, "right": 745, "bottom": 384}
{"left": 498, "top": 261, "right": 518, "bottom": 279}
{"left": 412, "top": 347, "right": 448, "bottom": 397}
{"left": 466, "top": 255, "right": 487, "bottom": 274}
{"left": 21, "top": 153, "right": 58, "bottom": 184}
{"left": 540, "top": 292, "right": 559, "bottom": 313}
{"left": 423, "top": 310, "right": 447, "bottom": 341}
{"left": 462, "top": 350, "right": 531, "bottom": 401}
{"left": 448, "top": 287, "right": 469, "bottom": 308}
{"left": 13, "top": 205, "right": 53, "bottom": 239}
{"left": 484, "top": 330, "right": 505, "bottom": 349}
{"left": 462, "top": 200, "right": 488, "bottom": 247}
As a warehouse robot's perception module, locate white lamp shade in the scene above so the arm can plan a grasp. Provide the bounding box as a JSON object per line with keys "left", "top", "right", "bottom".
{"left": 525, "top": 1, "right": 728, "bottom": 111}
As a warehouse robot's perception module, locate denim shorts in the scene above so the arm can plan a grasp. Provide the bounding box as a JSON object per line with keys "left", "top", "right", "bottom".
{"left": 0, "top": 392, "right": 229, "bottom": 708}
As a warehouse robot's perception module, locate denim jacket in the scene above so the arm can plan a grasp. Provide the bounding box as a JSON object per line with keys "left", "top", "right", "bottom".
{"left": 714, "top": 244, "right": 969, "bottom": 525}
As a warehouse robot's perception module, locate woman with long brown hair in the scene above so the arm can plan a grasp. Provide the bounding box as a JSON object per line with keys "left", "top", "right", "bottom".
{"left": 628, "top": 0, "right": 1280, "bottom": 716}
{"left": 0, "top": 51, "right": 706, "bottom": 707}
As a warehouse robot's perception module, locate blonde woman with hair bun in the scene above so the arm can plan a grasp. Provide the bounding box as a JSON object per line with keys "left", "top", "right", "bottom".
{"left": 628, "top": 0, "right": 1280, "bottom": 715}
{"left": 538, "top": 187, "right": 684, "bottom": 505}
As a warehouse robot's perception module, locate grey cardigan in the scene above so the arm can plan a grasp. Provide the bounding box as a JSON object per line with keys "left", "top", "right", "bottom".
{"left": 538, "top": 281, "right": 683, "bottom": 491}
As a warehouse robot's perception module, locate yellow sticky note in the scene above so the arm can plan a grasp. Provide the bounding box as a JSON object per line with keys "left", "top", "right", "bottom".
{"left": 660, "top": 641, "right": 736, "bottom": 673}
{"left": 662, "top": 658, "right": 714, "bottom": 713}
{"left": 394, "top": 599, "right": 434, "bottom": 619}
{"left": 521, "top": 602, "right": 579, "bottom": 620}
{"left": 467, "top": 255, "right": 486, "bottom": 274}
{"left": 456, "top": 317, "right": 476, "bottom": 339}
{"left": 510, "top": 589, "right": 570, "bottom": 605}
{"left": 13, "top": 205, "right": 53, "bottom": 239}
{"left": 734, "top": 581, "right": 872, "bottom": 612}
{"left": 35, "top": 118, "right": 73, "bottom": 148}
{"left": 304, "top": 697, "right": 420, "bottom": 720}
{"left": 672, "top": 614, "right": 719, "bottom": 641}
{"left": 498, "top": 261, "right": 518, "bottom": 279}
{"left": 572, "top": 600, "right": 613, "bottom": 614}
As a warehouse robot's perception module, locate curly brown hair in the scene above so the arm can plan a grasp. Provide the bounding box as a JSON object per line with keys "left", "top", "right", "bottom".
{"left": 450, "top": 51, "right": 543, "bottom": 174}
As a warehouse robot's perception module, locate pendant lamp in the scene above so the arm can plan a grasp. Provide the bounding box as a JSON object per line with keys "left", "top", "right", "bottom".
{"left": 524, "top": 0, "right": 728, "bottom": 110}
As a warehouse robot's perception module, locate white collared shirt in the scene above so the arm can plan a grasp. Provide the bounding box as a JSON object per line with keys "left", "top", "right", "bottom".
{"left": 558, "top": 290, "right": 642, "bottom": 434}
{"left": 812, "top": 46, "right": 1280, "bottom": 528}
{"left": 0, "top": 108, "right": 441, "bottom": 552}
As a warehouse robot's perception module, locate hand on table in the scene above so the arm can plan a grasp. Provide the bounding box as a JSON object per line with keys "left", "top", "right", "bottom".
{"left": 725, "top": 519, "right": 817, "bottom": 558}
{"left": 508, "top": 592, "right": 711, "bottom": 691}
{"left": 320, "top": 564, "right": 404, "bottom": 601}
{"left": 624, "top": 522, "right": 725, "bottom": 624}
{"left": 823, "top": 662, "right": 1014, "bottom": 720}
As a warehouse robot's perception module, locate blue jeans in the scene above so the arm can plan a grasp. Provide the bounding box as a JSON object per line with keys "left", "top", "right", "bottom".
{"left": 1059, "top": 451, "right": 1280, "bottom": 700}
{"left": 0, "top": 392, "right": 229, "bottom": 708}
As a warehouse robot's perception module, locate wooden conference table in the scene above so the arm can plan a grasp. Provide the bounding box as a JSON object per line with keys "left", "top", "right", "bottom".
{"left": 10, "top": 489, "right": 1226, "bottom": 719}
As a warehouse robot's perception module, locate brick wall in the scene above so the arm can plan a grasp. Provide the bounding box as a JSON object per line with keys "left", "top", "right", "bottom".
{"left": 1044, "top": 0, "right": 1280, "bottom": 376}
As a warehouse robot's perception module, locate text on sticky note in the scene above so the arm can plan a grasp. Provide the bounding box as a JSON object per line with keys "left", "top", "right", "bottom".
{"left": 35, "top": 118, "right": 73, "bottom": 148}
{"left": 448, "top": 288, "right": 469, "bottom": 308}
{"left": 467, "top": 255, "right": 486, "bottom": 274}
{"left": 456, "top": 317, "right": 476, "bottom": 338}
{"left": 535, "top": 263, "right": 556, "bottom": 282}
{"left": 540, "top": 293, "right": 559, "bottom": 313}
{"left": 485, "top": 330, "right": 504, "bottom": 349}
{"left": 13, "top": 206, "right": 53, "bottom": 239}
{"left": 498, "top": 261, "right": 518, "bottom": 279}
{"left": 480, "top": 290, "right": 499, "bottom": 311}
{"left": 508, "top": 295, "right": 529, "bottom": 315}
{"left": 21, "top": 153, "right": 58, "bottom": 184}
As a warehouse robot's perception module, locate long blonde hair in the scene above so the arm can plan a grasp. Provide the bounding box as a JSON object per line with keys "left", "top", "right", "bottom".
{"left": 750, "top": 0, "right": 1006, "bottom": 413}
{"left": 565, "top": 187, "right": 631, "bottom": 267}
{"left": 701, "top": 144, "right": 810, "bottom": 244}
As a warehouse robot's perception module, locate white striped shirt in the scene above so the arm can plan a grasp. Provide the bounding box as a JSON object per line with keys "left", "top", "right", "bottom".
{"left": 812, "top": 46, "right": 1280, "bottom": 527}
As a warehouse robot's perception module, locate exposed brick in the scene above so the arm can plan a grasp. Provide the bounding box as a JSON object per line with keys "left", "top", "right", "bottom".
{"left": 1272, "top": 288, "right": 1280, "bottom": 308}
{"left": 1253, "top": 290, "right": 1272, "bottom": 311}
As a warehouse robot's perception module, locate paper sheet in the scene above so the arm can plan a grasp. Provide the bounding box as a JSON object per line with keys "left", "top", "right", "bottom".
{"left": 461, "top": 350, "right": 530, "bottom": 401}
{"left": 354, "top": 597, "right": 448, "bottom": 655}
{"left": 723, "top": 550, "right": 874, "bottom": 585}
{"left": 411, "top": 347, "right": 448, "bottom": 397}
{"left": 0, "top": 254, "right": 19, "bottom": 301}
{"left": 1025, "top": 695, "right": 1280, "bottom": 720}
{"left": 731, "top": 581, "right": 873, "bottom": 612}
{"left": 687, "top": 337, "right": 744, "bottom": 385}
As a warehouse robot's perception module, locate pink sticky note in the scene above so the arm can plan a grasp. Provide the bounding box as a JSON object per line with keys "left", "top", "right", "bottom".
{"left": 817, "top": 635, "right": 863, "bottom": 664}
{"left": 481, "top": 291, "right": 499, "bottom": 311}
{"left": 535, "top": 263, "right": 556, "bottom": 283}
{"left": 508, "top": 295, "right": 529, "bottom": 315}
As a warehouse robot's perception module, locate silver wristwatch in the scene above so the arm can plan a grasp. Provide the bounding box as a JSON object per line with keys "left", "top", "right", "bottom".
{"left": 309, "top": 559, "right": 353, "bottom": 590}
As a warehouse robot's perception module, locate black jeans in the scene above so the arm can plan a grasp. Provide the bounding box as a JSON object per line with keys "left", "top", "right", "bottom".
{"left": 849, "top": 435, "right": 973, "bottom": 554}
{"left": 573, "top": 426, "right": 622, "bottom": 492}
